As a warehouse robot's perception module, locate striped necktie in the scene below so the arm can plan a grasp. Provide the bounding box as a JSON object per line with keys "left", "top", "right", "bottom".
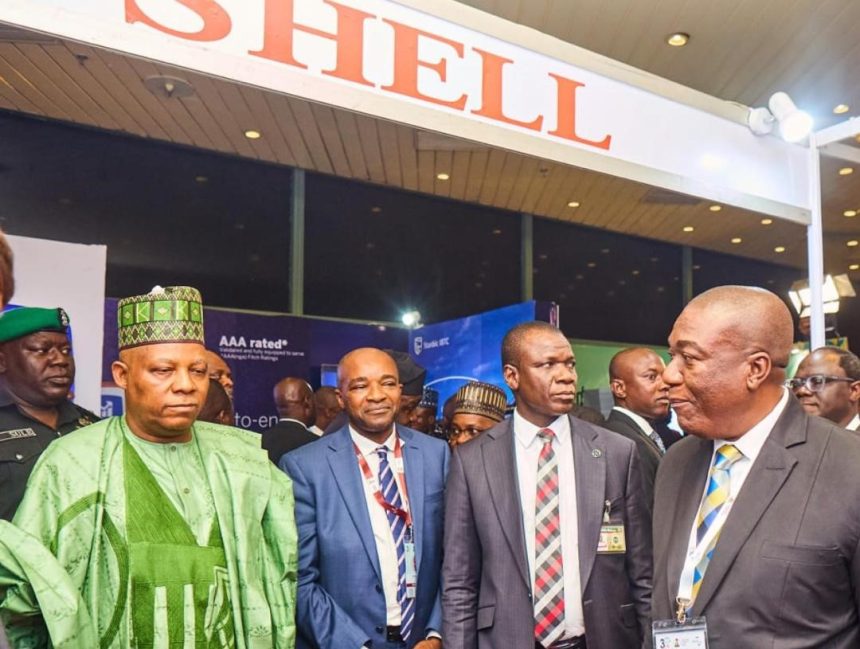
{"left": 647, "top": 428, "right": 667, "bottom": 454}
{"left": 376, "top": 446, "right": 415, "bottom": 644}
{"left": 534, "top": 428, "right": 564, "bottom": 646}
{"left": 691, "top": 444, "right": 744, "bottom": 601}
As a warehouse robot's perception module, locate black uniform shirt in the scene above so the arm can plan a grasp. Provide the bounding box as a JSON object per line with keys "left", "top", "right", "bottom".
{"left": 0, "top": 399, "right": 100, "bottom": 520}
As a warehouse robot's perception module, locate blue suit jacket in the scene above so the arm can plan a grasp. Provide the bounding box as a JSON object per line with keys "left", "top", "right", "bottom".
{"left": 281, "top": 424, "right": 450, "bottom": 649}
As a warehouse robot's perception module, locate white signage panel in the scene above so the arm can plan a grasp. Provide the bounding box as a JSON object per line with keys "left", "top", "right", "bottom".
{"left": 0, "top": 0, "right": 810, "bottom": 221}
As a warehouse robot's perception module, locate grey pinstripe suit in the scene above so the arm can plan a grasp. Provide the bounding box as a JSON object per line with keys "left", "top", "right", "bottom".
{"left": 442, "top": 413, "right": 652, "bottom": 649}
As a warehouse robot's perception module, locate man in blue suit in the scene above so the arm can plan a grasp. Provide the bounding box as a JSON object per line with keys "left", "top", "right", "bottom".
{"left": 281, "top": 347, "right": 449, "bottom": 649}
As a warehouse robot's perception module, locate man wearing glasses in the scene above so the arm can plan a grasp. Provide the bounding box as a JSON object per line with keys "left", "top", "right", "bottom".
{"left": 788, "top": 346, "right": 860, "bottom": 430}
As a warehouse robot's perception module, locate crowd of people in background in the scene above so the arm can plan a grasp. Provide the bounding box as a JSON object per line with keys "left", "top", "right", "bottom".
{"left": 3, "top": 222, "right": 860, "bottom": 648}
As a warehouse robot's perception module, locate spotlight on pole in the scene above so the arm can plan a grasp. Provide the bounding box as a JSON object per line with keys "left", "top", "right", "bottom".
{"left": 401, "top": 310, "right": 422, "bottom": 328}
{"left": 747, "top": 92, "right": 813, "bottom": 143}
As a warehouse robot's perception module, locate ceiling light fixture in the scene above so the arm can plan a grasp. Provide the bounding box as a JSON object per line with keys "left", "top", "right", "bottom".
{"left": 567, "top": 201, "right": 580, "bottom": 208}
{"left": 774, "top": 246, "right": 786, "bottom": 253}
{"left": 666, "top": 32, "right": 689, "bottom": 47}
{"left": 683, "top": 226, "right": 694, "bottom": 232}
{"left": 244, "top": 129, "right": 261, "bottom": 139}
{"left": 851, "top": 264, "right": 860, "bottom": 271}
{"left": 709, "top": 204, "right": 722, "bottom": 212}
{"left": 747, "top": 92, "right": 813, "bottom": 142}
{"left": 761, "top": 218, "right": 773, "bottom": 225}
{"left": 834, "top": 104, "right": 850, "bottom": 114}
{"left": 839, "top": 167, "right": 854, "bottom": 176}
{"left": 436, "top": 172, "right": 450, "bottom": 180}
{"left": 848, "top": 240, "right": 859, "bottom": 247}
{"left": 844, "top": 210, "right": 857, "bottom": 218}
{"left": 731, "top": 237, "right": 742, "bottom": 244}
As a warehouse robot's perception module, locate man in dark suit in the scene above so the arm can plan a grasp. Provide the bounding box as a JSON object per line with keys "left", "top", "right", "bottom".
{"left": 260, "top": 377, "right": 317, "bottom": 464}
{"left": 653, "top": 285, "right": 860, "bottom": 648}
{"left": 604, "top": 347, "right": 670, "bottom": 509}
{"left": 443, "top": 321, "right": 652, "bottom": 649}
{"left": 281, "top": 347, "right": 449, "bottom": 649}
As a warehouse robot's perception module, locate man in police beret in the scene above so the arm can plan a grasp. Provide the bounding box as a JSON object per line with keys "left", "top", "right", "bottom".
{"left": 0, "top": 306, "right": 98, "bottom": 520}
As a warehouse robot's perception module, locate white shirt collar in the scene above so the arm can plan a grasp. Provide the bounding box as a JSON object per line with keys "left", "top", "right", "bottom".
{"left": 612, "top": 406, "right": 654, "bottom": 435}
{"left": 279, "top": 417, "right": 308, "bottom": 428}
{"left": 513, "top": 409, "right": 570, "bottom": 448}
{"left": 714, "top": 388, "right": 790, "bottom": 462}
{"left": 349, "top": 425, "right": 397, "bottom": 455}
{"left": 847, "top": 414, "right": 860, "bottom": 431}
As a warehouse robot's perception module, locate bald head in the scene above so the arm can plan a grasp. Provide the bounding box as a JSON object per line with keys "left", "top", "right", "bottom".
{"left": 609, "top": 347, "right": 669, "bottom": 419}
{"left": 337, "top": 347, "right": 401, "bottom": 441}
{"left": 665, "top": 285, "right": 792, "bottom": 440}
{"left": 684, "top": 286, "right": 793, "bottom": 369}
{"left": 273, "top": 377, "right": 315, "bottom": 426}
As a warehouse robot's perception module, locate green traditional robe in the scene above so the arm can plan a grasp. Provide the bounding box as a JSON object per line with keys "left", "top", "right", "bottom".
{"left": 3, "top": 417, "right": 297, "bottom": 648}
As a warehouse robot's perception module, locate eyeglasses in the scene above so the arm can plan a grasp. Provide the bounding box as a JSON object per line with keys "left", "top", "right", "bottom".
{"left": 785, "top": 375, "right": 856, "bottom": 392}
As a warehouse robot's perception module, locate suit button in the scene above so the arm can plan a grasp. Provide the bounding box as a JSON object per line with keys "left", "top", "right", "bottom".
{"left": 375, "top": 625, "right": 384, "bottom": 634}
{"left": 375, "top": 584, "right": 383, "bottom": 593}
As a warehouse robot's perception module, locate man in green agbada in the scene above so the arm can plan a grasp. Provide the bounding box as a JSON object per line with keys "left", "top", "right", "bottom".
{"left": 0, "top": 286, "right": 298, "bottom": 648}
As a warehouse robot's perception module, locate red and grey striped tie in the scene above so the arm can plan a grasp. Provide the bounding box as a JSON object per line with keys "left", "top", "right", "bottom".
{"left": 534, "top": 428, "right": 564, "bottom": 646}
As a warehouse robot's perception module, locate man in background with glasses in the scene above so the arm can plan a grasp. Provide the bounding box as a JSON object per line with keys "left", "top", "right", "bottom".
{"left": 789, "top": 346, "right": 860, "bottom": 430}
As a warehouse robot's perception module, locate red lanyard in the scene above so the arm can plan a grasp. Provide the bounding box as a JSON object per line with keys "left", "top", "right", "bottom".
{"left": 354, "top": 434, "right": 412, "bottom": 526}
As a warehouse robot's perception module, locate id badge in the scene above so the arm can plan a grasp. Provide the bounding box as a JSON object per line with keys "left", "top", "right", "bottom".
{"left": 652, "top": 618, "right": 709, "bottom": 649}
{"left": 597, "top": 524, "right": 626, "bottom": 553}
{"left": 404, "top": 528, "right": 417, "bottom": 599}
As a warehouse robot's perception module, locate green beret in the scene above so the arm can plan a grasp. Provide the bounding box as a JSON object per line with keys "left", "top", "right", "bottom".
{"left": 117, "top": 286, "right": 204, "bottom": 350}
{"left": 0, "top": 307, "right": 70, "bottom": 343}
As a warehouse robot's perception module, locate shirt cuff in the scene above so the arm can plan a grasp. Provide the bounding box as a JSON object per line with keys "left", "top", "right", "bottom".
{"left": 426, "top": 630, "right": 442, "bottom": 640}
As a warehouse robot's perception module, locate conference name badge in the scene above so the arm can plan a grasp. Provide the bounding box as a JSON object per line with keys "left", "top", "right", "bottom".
{"left": 652, "top": 618, "right": 708, "bottom": 648}
{"left": 597, "top": 499, "right": 626, "bottom": 554}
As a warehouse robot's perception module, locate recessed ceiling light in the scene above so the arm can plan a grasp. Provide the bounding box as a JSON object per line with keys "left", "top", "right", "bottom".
{"left": 666, "top": 32, "right": 690, "bottom": 47}
{"left": 851, "top": 264, "right": 860, "bottom": 271}
{"left": 731, "top": 237, "right": 742, "bottom": 244}
{"left": 586, "top": 262, "right": 597, "bottom": 268}
{"left": 839, "top": 167, "right": 854, "bottom": 176}
{"left": 632, "top": 269, "right": 640, "bottom": 276}
{"left": 761, "top": 218, "right": 773, "bottom": 225}
{"left": 567, "top": 201, "right": 580, "bottom": 208}
{"left": 370, "top": 206, "right": 382, "bottom": 213}
{"left": 657, "top": 286, "right": 666, "bottom": 293}
{"left": 845, "top": 210, "right": 857, "bottom": 217}
{"left": 774, "top": 246, "right": 786, "bottom": 253}
{"left": 436, "top": 172, "right": 450, "bottom": 180}
{"left": 194, "top": 175, "right": 208, "bottom": 183}
{"left": 492, "top": 228, "right": 502, "bottom": 235}
{"left": 848, "top": 240, "right": 860, "bottom": 247}
{"left": 834, "top": 104, "right": 850, "bottom": 114}
{"left": 244, "top": 129, "right": 261, "bottom": 139}
{"left": 601, "top": 248, "right": 610, "bottom": 254}
{"left": 683, "top": 225, "right": 695, "bottom": 232}
{"left": 709, "top": 204, "right": 722, "bottom": 212}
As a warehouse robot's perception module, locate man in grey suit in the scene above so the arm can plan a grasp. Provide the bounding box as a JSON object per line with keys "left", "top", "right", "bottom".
{"left": 605, "top": 348, "right": 670, "bottom": 510}
{"left": 442, "top": 321, "right": 652, "bottom": 649}
{"left": 653, "top": 286, "right": 860, "bottom": 648}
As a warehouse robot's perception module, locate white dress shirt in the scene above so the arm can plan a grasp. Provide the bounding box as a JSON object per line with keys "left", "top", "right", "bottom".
{"left": 612, "top": 406, "right": 657, "bottom": 439}
{"left": 513, "top": 410, "right": 586, "bottom": 638}
{"left": 350, "top": 426, "right": 403, "bottom": 626}
{"left": 677, "top": 389, "right": 790, "bottom": 601}
{"left": 847, "top": 414, "right": 860, "bottom": 431}
{"left": 309, "top": 425, "right": 324, "bottom": 437}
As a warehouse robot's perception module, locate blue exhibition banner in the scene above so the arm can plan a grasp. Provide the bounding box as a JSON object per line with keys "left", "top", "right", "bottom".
{"left": 409, "top": 301, "right": 557, "bottom": 413}
{"left": 102, "top": 299, "right": 407, "bottom": 431}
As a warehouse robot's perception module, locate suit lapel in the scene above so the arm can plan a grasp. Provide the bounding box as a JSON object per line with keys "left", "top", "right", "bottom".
{"left": 484, "top": 420, "right": 530, "bottom": 589}
{"left": 572, "top": 416, "right": 605, "bottom": 592}
{"left": 399, "top": 426, "right": 425, "bottom": 572}
{"left": 326, "top": 428, "right": 383, "bottom": 582}
{"left": 612, "top": 410, "right": 662, "bottom": 457}
{"left": 694, "top": 401, "right": 804, "bottom": 613}
{"left": 665, "top": 437, "right": 713, "bottom": 607}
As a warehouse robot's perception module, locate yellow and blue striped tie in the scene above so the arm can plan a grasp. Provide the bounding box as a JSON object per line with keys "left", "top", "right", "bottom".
{"left": 691, "top": 444, "right": 743, "bottom": 601}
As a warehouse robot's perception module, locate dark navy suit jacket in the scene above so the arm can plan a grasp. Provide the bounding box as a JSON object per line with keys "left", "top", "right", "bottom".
{"left": 281, "top": 424, "right": 450, "bottom": 649}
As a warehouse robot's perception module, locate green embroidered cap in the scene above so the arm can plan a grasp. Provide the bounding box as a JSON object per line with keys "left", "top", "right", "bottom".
{"left": 117, "top": 286, "right": 204, "bottom": 350}
{"left": 0, "top": 307, "right": 70, "bottom": 343}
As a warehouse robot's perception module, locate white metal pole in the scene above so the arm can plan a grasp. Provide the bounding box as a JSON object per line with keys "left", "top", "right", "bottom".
{"left": 807, "top": 133, "right": 825, "bottom": 349}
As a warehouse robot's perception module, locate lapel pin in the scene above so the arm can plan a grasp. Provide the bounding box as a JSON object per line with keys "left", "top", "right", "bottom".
{"left": 592, "top": 449, "right": 602, "bottom": 458}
